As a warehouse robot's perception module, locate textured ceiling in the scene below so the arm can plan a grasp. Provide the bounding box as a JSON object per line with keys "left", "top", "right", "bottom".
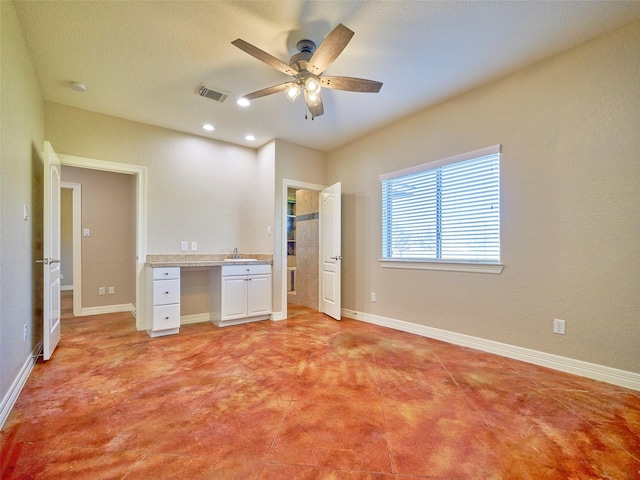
{"left": 13, "top": 1, "right": 640, "bottom": 152}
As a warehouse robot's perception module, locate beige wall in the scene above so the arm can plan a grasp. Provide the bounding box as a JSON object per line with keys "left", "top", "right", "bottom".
{"left": 45, "top": 103, "right": 271, "bottom": 256}
{"left": 0, "top": 2, "right": 45, "bottom": 406}
{"left": 61, "top": 166, "right": 136, "bottom": 308}
{"left": 328, "top": 20, "right": 640, "bottom": 373}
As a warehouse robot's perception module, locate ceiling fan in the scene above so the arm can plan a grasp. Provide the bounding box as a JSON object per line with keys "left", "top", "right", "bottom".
{"left": 232, "top": 24, "right": 382, "bottom": 119}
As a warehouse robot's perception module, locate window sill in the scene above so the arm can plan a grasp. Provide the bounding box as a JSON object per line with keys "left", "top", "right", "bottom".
{"left": 379, "top": 259, "right": 503, "bottom": 274}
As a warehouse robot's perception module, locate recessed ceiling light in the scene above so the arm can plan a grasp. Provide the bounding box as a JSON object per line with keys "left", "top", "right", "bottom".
{"left": 202, "top": 123, "right": 215, "bottom": 131}
{"left": 237, "top": 98, "right": 251, "bottom": 107}
{"left": 245, "top": 134, "right": 256, "bottom": 141}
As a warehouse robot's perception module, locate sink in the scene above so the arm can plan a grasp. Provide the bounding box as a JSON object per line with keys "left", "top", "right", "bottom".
{"left": 224, "top": 258, "right": 258, "bottom": 262}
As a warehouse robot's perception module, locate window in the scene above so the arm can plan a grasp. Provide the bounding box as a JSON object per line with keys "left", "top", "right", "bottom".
{"left": 381, "top": 145, "right": 502, "bottom": 273}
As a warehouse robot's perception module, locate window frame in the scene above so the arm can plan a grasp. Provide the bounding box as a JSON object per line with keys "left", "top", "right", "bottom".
{"left": 379, "top": 145, "right": 503, "bottom": 274}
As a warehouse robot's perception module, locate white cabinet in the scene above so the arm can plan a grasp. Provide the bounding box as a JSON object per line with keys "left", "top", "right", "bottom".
{"left": 146, "top": 266, "right": 180, "bottom": 337}
{"left": 217, "top": 264, "right": 271, "bottom": 326}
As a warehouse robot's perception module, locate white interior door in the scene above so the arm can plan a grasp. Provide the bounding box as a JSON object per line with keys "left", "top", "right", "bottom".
{"left": 43, "top": 142, "right": 61, "bottom": 360}
{"left": 319, "top": 182, "right": 342, "bottom": 320}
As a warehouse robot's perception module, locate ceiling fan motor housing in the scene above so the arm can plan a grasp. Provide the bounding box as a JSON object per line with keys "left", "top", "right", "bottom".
{"left": 289, "top": 39, "right": 316, "bottom": 72}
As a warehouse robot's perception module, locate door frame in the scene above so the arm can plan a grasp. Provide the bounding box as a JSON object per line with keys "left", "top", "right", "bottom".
{"left": 60, "top": 182, "right": 82, "bottom": 316}
{"left": 57, "top": 154, "right": 147, "bottom": 329}
{"left": 280, "top": 178, "right": 326, "bottom": 320}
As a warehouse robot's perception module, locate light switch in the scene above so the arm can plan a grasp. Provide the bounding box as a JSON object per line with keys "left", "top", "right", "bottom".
{"left": 23, "top": 204, "right": 29, "bottom": 221}
{"left": 83, "top": 228, "right": 91, "bottom": 237}
{"left": 181, "top": 241, "right": 188, "bottom": 251}
{"left": 191, "top": 241, "right": 198, "bottom": 251}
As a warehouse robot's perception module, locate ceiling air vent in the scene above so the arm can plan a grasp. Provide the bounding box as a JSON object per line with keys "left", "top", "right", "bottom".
{"left": 198, "top": 84, "right": 229, "bottom": 103}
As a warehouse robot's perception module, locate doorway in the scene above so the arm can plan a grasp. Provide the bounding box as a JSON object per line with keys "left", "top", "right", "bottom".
{"left": 60, "top": 182, "right": 81, "bottom": 316}
{"left": 57, "top": 154, "right": 147, "bottom": 330}
{"left": 281, "top": 180, "right": 325, "bottom": 320}
{"left": 286, "top": 187, "right": 320, "bottom": 317}
{"left": 280, "top": 178, "right": 345, "bottom": 321}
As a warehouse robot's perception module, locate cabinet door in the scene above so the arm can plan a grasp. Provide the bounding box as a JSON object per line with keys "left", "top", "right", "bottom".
{"left": 221, "top": 276, "right": 248, "bottom": 320}
{"left": 247, "top": 274, "right": 271, "bottom": 316}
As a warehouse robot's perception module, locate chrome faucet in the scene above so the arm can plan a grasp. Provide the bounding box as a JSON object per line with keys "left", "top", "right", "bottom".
{"left": 233, "top": 247, "right": 239, "bottom": 259}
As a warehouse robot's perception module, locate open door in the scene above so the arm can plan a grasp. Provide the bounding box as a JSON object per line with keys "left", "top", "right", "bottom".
{"left": 319, "top": 182, "right": 342, "bottom": 320}
{"left": 42, "top": 142, "right": 61, "bottom": 360}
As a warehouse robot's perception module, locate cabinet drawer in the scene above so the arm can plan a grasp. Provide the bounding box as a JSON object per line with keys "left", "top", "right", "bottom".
{"left": 153, "top": 304, "right": 180, "bottom": 330}
{"left": 152, "top": 279, "right": 180, "bottom": 305}
{"left": 153, "top": 267, "right": 180, "bottom": 280}
{"left": 222, "top": 264, "right": 271, "bottom": 276}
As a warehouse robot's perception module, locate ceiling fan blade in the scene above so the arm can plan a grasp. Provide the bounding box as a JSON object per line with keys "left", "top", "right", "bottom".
{"left": 304, "top": 91, "right": 324, "bottom": 118}
{"left": 321, "top": 76, "right": 383, "bottom": 93}
{"left": 232, "top": 39, "right": 298, "bottom": 76}
{"left": 244, "top": 82, "right": 293, "bottom": 100}
{"left": 307, "top": 24, "right": 354, "bottom": 75}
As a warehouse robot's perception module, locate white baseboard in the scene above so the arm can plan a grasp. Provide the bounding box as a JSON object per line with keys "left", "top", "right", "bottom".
{"left": 61, "top": 285, "right": 73, "bottom": 291}
{"left": 342, "top": 308, "right": 640, "bottom": 392}
{"left": 180, "top": 313, "right": 211, "bottom": 325}
{"left": 80, "top": 303, "right": 135, "bottom": 316}
{"left": 0, "top": 341, "right": 43, "bottom": 429}
{"left": 180, "top": 312, "right": 282, "bottom": 325}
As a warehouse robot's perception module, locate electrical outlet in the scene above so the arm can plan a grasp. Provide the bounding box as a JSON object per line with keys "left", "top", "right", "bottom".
{"left": 191, "top": 241, "right": 198, "bottom": 251}
{"left": 553, "top": 318, "right": 566, "bottom": 335}
{"left": 181, "top": 241, "right": 188, "bottom": 251}
{"left": 370, "top": 292, "right": 376, "bottom": 302}
{"left": 108, "top": 286, "right": 115, "bottom": 295}
{"left": 99, "top": 287, "right": 106, "bottom": 296}
{"left": 23, "top": 324, "right": 27, "bottom": 341}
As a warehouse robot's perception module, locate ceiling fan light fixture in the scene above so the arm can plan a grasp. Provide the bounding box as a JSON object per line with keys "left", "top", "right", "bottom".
{"left": 306, "top": 91, "right": 321, "bottom": 107}
{"left": 304, "top": 76, "right": 321, "bottom": 95}
{"left": 285, "top": 83, "right": 301, "bottom": 101}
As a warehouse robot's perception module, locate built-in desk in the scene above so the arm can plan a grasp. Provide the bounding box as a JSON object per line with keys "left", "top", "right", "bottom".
{"left": 145, "top": 254, "right": 273, "bottom": 337}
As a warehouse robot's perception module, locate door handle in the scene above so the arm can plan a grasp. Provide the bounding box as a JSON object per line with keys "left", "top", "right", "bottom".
{"left": 35, "top": 258, "right": 61, "bottom": 265}
{"left": 329, "top": 255, "right": 343, "bottom": 261}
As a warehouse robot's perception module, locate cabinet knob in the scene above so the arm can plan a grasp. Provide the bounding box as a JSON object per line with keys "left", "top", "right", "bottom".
{"left": 164, "top": 291, "right": 169, "bottom": 294}
{"left": 164, "top": 272, "right": 169, "bottom": 275}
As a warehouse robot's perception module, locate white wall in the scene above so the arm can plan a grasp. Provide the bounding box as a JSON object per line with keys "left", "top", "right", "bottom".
{"left": 0, "top": 1, "right": 45, "bottom": 417}
{"left": 327, "top": 19, "right": 640, "bottom": 374}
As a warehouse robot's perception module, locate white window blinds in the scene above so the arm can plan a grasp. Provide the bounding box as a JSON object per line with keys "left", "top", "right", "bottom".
{"left": 381, "top": 145, "right": 501, "bottom": 263}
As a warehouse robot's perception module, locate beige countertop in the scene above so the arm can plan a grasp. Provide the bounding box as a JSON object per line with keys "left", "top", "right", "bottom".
{"left": 145, "top": 254, "right": 272, "bottom": 268}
